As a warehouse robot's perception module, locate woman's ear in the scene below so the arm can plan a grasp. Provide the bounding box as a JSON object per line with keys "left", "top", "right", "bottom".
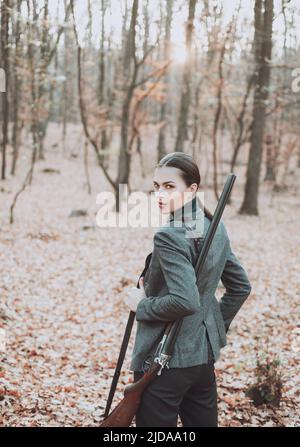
{"left": 189, "top": 183, "right": 198, "bottom": 194}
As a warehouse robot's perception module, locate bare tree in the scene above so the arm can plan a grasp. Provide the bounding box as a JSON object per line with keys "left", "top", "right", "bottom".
{"left": 157, "top": 0, "right": 173, "bottom": 161}
{"left": 98, "top": 0, "right": 109, "bottom": 167}
{"left": 70, "top": 0, "right": 116, "bottom": 191}
{"left": 10, "top": 0, "right": 23, "bottom": 175}
{"left": 240, "top": 0, "right": 274, "bottom": 215}
{"left": 174, "top": 0, "right": 197, "bottom": 152}
{"left": 212, "top": 21, "right": 234, "bottom": 201}
{"left": 116, "top": 0, "right": 168, "bottom": 210}
{"left": 1, "top": 0, "right": 10, "bottom": 180}
{"left": 61, "top": 0, "right": 74, "bottom": 150}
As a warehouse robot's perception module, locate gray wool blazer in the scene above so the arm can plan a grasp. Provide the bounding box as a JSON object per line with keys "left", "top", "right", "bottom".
{"left": 129, "top": 196, "right": 252, "bottom": 372}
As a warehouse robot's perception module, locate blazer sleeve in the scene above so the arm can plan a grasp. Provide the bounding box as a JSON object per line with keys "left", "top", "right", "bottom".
{"left": 219, "top": 247, "right": 252, "bottom": 332}
{"left": 135, "top": 229, "right": 201, "bottom": 323}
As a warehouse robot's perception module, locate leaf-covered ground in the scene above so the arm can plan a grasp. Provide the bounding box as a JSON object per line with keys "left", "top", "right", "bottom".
{"left": 0, "top": 137, "right": 299, "bottom": 426}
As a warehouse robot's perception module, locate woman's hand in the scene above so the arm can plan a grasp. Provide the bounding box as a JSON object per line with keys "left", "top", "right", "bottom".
{"left": 124, "top": 277, "right": 147, "bottom": 312}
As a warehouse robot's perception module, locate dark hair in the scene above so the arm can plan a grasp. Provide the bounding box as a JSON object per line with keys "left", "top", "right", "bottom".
{"left": 155, "top": 152, "right": 213, "bottom": 220}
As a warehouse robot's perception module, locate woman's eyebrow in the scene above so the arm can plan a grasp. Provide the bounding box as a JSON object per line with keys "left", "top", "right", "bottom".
{"left": 153, "top": 181, "right": 175, "bottom": 185}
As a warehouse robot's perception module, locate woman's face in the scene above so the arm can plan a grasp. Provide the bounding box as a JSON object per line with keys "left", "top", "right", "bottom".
{"left": 153, "top": 166, "right": 198, "bottom": 214}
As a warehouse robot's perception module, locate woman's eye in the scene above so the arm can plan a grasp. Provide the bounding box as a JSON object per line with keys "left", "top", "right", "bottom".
{"left": 153, "top": 184, "right": 173, "bottom": 190}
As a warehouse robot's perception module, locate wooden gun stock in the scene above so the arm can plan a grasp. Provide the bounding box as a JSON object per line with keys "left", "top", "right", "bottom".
{"left": 100, "top": 362, "right": 161, "bottom": 427}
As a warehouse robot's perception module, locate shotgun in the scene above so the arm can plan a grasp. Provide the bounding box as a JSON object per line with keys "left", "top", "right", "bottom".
{"left": 100, "top": 173, "right": 236, "bottom": 427}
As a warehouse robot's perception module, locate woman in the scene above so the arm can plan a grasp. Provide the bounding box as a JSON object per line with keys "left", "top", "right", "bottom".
{"left": 124, "top": 152, "right": 252, "bottom": 427}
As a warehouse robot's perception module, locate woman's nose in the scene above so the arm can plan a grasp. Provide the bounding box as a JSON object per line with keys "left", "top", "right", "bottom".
{"left": 155, "top": 190, "right": 168, "bottom": 197}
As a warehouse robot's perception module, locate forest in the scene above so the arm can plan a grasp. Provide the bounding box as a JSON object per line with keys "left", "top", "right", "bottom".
{"left": 0, "top": 0, "right": 299, "bottom": 428}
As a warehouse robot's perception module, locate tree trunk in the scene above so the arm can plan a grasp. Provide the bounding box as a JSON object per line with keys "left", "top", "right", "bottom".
{"left": 157, "top": 0, "right": 173, "bottom": 162}
{"left": 1, "top": 0, "right": 10, "bottom": 180}
{"left": 98, "top": 0, "right": 108, "bottom": 168}
{"left": 264, "top": 134, "right": 276, "bottom": 181}
{"left": 239, "top": 0, "right": 274, "bottom": 215}
{"left": 174, "top": 0, "right": 197, "bottom": 152}
{"left": 116, "top": 0, "right": 139, "bottom": 212}
{"left": 11, "top": 0, "right": 22, "bottom": 175}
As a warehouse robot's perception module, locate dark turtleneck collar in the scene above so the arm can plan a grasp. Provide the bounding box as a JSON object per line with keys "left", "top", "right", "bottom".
{"left": 169, "top": 195, "right": 199, "bottom": 223}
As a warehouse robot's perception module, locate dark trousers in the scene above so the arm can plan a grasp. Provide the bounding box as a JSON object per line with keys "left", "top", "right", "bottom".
{"left": 133, "top": 338, "right": 218, "bottom": 427}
